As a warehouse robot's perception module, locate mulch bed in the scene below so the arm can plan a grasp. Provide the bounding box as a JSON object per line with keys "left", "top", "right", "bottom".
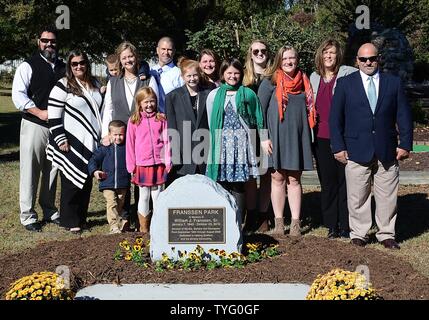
{"left": 1, "top": 233, "right": 428, "bottom": 300}
{"left": 399, "top": 125, "right": 429, "bottom": 171}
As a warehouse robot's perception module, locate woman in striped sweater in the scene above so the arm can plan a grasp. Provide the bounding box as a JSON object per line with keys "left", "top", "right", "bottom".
{"left": 47, "top": 50, "right": 102, "bottom": 233}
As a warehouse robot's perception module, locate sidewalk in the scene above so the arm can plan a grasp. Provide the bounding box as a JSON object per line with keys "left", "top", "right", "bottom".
{"left": 302, "top": 170, "right": 429, "bottom": 186}
{"left": 75, "top": 283, "right": 311, "bottom": 300}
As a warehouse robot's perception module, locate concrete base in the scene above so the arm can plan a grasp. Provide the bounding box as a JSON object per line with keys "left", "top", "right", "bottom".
{"left": 75, "top": 283, "right": 310, "bottom": 300}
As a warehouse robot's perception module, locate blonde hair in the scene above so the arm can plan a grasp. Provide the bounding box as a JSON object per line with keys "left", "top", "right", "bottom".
{"left": 130, "top": 87, "right": 161, "bottom": 124}
{"left": 266, "top": 45, "right": 299, "bottom": 84}
{"left": 178, "top": 57, "right": 210, "bottom": 88}
{"left": 243, "top": 39, "right": 271, "bottom": 87}
{"left": 314, "top": 39, "right": 343, "bottom": 78}
{"left": 115, "top": 41, "right": 140, "bottom": 77}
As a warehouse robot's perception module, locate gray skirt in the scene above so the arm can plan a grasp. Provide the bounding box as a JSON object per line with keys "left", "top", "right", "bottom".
{"left": 266, "top": 92, "right": 313, "bottom": 171}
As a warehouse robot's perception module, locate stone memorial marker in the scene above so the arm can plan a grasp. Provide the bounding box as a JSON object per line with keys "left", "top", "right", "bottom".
{"left": 150, "top": 174, "right": 242, "bottom": 261}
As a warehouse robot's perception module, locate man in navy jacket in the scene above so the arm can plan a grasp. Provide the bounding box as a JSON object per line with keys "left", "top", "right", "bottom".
{"left": 329, "top": 43, "right": 412, "bottom": 249}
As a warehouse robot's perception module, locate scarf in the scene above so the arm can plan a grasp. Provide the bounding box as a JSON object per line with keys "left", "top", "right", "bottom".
{"left": 275, "top": 69, "right": 316, "bottom": 128}
{"left": 206, "top": 83, "right": 264, "bottom": 181}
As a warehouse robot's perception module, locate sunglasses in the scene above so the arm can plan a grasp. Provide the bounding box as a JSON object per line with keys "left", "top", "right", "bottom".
{"left": 40, "top": 38, "right": 57, "bottom": 44}
{"left": 358, "top": 56, "right": 378, "bottom": 63}
{"left": 71, "top": 60, "right": 87, "bottom": 67}
{"left": 252, "top": 49, "right": 267, "bottom": 56}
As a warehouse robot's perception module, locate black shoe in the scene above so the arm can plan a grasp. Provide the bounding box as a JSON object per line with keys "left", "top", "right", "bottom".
{"left": 327, "top": 228, "right": 339, "bottom": 239}
{"left": 24, "top": 222, "right": 42, "bottom": 232}
{"left": 46, "top": 218, "right": 60, "bottom": 225}
{"left": 339, "top": 229, "right": 350, "bottom": 238}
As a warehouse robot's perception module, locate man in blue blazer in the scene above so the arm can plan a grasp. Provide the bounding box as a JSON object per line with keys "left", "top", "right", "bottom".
{"left": 329, "top": 43, "right": 413, "bottom": 249}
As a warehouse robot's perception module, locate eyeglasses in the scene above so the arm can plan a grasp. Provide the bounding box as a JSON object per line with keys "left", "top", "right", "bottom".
{"left": 71, "top": 60, "right": 87, "bottom": 67}
{"left": 358, "top": 56, "right": 378, "bottom": 63}
{"left": 252, "top": 49, "right": 267, "bottom": 56}
{"left": 39, "top": 38, "right": 57, "bottom": 44}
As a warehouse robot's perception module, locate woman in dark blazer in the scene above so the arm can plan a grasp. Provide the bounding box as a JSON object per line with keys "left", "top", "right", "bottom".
{"left": 166, "top": 58, "right": 211, "bottom": 182}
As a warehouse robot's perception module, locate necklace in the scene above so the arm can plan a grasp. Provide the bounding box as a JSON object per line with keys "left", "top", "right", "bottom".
{"left": 124, "top": 76, "right": 137, "bottom": 84}
{"left": 124, "top": 78, "right": 136, "bottom": 98}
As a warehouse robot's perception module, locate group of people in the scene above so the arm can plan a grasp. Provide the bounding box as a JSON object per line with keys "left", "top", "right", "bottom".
{"left": 12, "top": 25, "right": 412, "bottom": 250}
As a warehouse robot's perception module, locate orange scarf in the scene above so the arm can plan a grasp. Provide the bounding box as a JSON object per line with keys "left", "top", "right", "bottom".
{"left": 275, "top": 69, "right": 316, "bottom": 128}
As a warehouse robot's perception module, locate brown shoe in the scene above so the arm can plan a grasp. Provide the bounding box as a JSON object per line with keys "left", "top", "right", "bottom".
{"left": 351, "top": 238, "right": 366, "bottom": 247}
{"left": 289, "top": 219, "right": 301, "bottom": 237}
{"left": 137, "top": 213, "right": 151, "bottom": 234}
{"left": 381, "top": 239, "right": 400, "bottom": 250}
{"left": 272, "top": 218, "right": 285, "bottom": 235}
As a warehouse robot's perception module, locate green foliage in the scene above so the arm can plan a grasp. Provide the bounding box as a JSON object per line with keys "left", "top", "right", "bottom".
{"left": 412, "top": 100, "right": 429, "bottom": 124}
{"left": 185, "top": 20, "right": 241, "bottom": 60}
{"left": 186, "top": 12, "right": 339, "bottom": 74}
{"left": 0, "top": 0, "right": 283, "bottom": 63}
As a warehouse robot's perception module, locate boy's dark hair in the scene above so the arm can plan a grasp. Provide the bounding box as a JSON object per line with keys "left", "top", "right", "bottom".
{"left": 108, "top": 120, "right": 126, "bottom": 132}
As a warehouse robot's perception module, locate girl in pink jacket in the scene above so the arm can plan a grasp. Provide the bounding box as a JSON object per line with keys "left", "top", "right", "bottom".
{"left": 126, "top": 87, "right": 171, "bottom": 233}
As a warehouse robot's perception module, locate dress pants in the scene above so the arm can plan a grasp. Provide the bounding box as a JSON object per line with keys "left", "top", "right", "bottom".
{"left": 313, "top": 137, "right": 348, "bottom": 231}
{"left": 19, "top": 119, "right": 58, "bottom": 225}
{"left": 59, "top": 172, "right": 92, "bottom": 228}
{"left": 345, "top": 159, "right": 399, "bottom": 242}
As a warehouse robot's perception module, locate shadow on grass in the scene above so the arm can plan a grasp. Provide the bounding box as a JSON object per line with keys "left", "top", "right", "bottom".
{"left": 0, "top": 151, "right": 19, "bottom": 162}
{"left": 0, "top": 112, "right": 20, "bottom": 157}
{"left": 396, "top": 193, "right": 429, "bottom": 242}
{"left": 86, "top": 210, "right": 108, "bottom": 229}
{"left": 301, "top": 191, "right": 323, "bottom": 231}
{"left": 87, "top": 210, "right": 106, "bottom": 218}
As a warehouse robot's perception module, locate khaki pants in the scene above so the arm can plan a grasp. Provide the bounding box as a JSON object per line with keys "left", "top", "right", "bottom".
{"left": 103, "top": 189, "right": 127, "bottom": 231}
{"left": 19, "top": 119, "right": 58, "bottom": 225}
{"left": 345, "top": 159, "right": 399, "bottom": 242}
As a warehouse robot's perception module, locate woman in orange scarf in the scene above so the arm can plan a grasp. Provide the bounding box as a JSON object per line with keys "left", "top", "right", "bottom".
{"left": 258, "top": 46, "right": 315, "bottom": 236}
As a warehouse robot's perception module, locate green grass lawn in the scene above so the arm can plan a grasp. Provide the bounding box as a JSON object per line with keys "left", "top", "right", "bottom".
{"left": 0, "top": 90, "right": 428, "bottom": 281}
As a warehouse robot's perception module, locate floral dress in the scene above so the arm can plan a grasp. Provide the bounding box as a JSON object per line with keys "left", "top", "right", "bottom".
{"left": 218, "top": 95, "right": 257, "bottom": 182}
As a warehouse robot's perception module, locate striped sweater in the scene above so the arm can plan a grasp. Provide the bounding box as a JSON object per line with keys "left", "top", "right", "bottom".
{"left": 47, "top": 78, "right": 102, "bottom": 189}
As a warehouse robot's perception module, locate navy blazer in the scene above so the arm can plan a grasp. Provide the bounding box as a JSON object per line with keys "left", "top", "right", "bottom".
{"left": 329, "top": 71, "right": 412, "bottom": 163}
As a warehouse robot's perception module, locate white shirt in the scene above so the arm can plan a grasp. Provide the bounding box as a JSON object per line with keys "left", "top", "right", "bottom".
{"left": 359, "top": 70, "right": 380, "bottom": 99}
{"left": 12, "top": 54, "right": 56, "bottom": 111}
{"left": 151, "top": 62, "right": 185, "bottom": 95}
{"left": 101, "top": 76, "right": 159, "bottom": 137}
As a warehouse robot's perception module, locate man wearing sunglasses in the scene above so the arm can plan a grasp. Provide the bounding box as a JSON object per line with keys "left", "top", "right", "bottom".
{"left": 329, "top": 43, "right": 412, "bottom": 250}
{"left": 12, "top": 26, "right": 66, "bottom": 232}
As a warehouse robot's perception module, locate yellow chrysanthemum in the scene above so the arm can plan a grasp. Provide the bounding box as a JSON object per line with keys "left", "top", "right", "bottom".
{"left": 306, "top": 268, "right": 380, "bottom": 300}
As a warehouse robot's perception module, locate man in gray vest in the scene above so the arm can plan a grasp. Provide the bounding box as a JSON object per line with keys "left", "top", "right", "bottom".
{"left": 12, "top": 26, "right": 66, "bottom": 232}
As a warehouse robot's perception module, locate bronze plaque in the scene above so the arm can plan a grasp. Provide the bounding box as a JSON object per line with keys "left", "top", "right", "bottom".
{"left": 168, "top": 208, "right": 225, "bottom": 244}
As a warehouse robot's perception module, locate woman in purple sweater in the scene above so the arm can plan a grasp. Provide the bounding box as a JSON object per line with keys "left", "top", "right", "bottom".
{"left": 310, "top": 39, "right": 357, "bottom": 239}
